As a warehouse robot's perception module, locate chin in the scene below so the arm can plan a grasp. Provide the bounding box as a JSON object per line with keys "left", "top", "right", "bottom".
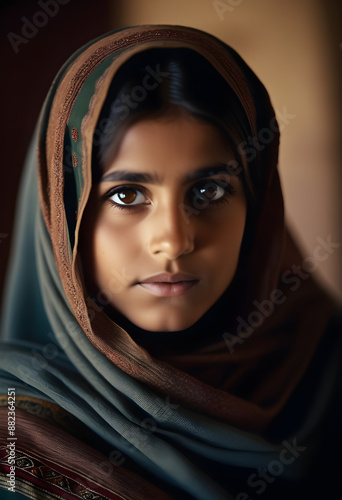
{"left": 130, "top": 312, "right": 201, "bottom": 332}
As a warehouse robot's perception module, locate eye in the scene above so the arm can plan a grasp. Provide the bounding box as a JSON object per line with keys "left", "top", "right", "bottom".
{"left": 191, "top": 180, "right": 229, "bottom": 204}
{"left": 109, "top": 187, "right": 147, "bottom": 206}
{"left": 188, "top": 180, "right": 236, "bottom": 210}
{"left": 196, "top": 181, "right": 226, "bottom": 201}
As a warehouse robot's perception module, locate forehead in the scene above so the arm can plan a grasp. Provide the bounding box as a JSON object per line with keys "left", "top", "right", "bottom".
{"left": 102, "top": 114, "right": 237, "bottom": 182}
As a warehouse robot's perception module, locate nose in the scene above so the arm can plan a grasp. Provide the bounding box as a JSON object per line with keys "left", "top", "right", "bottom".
{"left": 147, "top": 200, "right": 195, "bottom": 260}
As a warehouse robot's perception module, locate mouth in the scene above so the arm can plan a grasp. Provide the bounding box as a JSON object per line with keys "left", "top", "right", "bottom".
{"left": 136, "top": 273, "right": 199, "bottom": 297}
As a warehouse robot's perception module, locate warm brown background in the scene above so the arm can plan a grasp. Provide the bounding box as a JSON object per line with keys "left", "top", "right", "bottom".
{"left": 1, "top": 0, "right": 341, "bottom": 310}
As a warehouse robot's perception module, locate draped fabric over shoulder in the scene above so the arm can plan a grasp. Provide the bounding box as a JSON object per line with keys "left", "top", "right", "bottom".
{"left": 0, "top": 25, "right": 341, "bottom": 500}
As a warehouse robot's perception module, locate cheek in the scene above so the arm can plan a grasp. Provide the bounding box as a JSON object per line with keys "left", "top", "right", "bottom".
{"left": 91, "top": 217, "right": 140, "bottom": 289}
{"left": 200, "top": 203, "right": 247, "bottom": 276}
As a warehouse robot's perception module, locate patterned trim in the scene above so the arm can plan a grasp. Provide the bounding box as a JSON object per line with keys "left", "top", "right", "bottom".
{"left": 0, "top": 473, "right": 61, "bottom": 500}
{"left": 0, "top": 407, "right": 172, "bottom": 500}
{"left": 0, "top": 396, "right": 90, "bottom": 440}
{"left": 71, "top": 127, "right": 79, "bottom": 142}
{"left": 0, "top": 446, "right": 121, "bottom": 500}
{"left": 72, "top": 152, "right": 78, "bottom": 167}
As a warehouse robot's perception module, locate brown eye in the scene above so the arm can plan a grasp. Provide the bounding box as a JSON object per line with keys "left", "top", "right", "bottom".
{"left": 199, "top": 183, "right": 221, "bottom": 200}
{"left": 194, "top": 181, "right": 226, "bottom": 202}
{"left": 117, "top": 189, "right": 137, "bottom": 204}
{"left": 110, "top": 188, "right": 146, "bottom": 206}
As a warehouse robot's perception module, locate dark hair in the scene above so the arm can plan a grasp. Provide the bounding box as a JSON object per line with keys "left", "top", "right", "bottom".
{"left": 92, "top": 48, "right": 259, "bottom": 206}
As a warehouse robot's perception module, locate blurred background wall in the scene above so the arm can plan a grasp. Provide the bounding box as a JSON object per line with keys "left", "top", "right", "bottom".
{"left": 1, "top": 0, "right": 341, "bottom": 307}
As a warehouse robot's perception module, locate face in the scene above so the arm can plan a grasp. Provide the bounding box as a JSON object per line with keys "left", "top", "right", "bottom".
{"left": 79, "top": 113, "right": 247, "bottom": 332}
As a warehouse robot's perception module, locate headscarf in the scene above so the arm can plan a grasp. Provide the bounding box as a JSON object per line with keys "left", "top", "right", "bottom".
{"left": 0, "top": 25, "right": 341, "bottom": 500}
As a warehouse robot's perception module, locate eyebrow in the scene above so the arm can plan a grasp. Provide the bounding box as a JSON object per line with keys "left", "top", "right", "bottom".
{"left": 100, "top": 163, "right": 237, "bottom": 185}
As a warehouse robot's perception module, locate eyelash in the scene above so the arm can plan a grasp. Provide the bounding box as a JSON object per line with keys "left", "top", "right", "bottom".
{"left": 103, "top": 181, "right": 237, "bottom": 212}
{"left": 104, "top": 184, "right": 150, "bottom": 212}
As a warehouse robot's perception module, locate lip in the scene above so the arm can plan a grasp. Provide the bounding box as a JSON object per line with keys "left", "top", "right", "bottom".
{"left": 137, "top": 273, "right": 199, "bottom": 297}
{"left": 139, "top": 273, "right": 198, "bottom": 284}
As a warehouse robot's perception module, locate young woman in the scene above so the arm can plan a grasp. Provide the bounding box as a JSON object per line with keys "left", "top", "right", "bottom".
{"left": 0, "top": 25, "right": 341, "bottom": 500}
